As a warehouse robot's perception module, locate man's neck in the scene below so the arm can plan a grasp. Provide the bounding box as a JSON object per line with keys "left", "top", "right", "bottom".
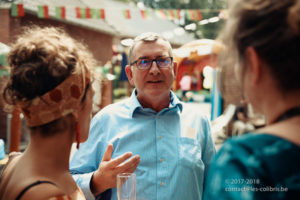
{"left": 137, "top": 93, "right": 171, "bottom": 113}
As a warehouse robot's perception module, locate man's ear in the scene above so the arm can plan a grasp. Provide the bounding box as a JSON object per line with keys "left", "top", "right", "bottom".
{"left": 245, "top": 47, "right": 261, "bottom": 85}
{"left": 173, "top": 61, "right": 178, "bottom": 78}
{"left": 125, "top": 65, "right": 135, "bottom": 86}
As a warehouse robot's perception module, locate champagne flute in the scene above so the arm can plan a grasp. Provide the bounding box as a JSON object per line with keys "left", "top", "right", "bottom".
{"left": 117, "top": 173, "right": 136, "bottom": 200}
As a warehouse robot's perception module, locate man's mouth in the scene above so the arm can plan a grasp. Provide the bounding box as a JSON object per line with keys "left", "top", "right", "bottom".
{"left": 147, "top": 80, "right": 163, "bottom": 83}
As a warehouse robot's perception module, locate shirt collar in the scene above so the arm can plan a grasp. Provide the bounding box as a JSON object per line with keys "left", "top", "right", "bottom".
{"left": 170, "top": 90, "right": 183, "bottom": 112}
{"left": 128, "top": 89, "right": 183, "bottom": 118}
{"left": 128, "top": 89, "right": 143, "bottom": 117}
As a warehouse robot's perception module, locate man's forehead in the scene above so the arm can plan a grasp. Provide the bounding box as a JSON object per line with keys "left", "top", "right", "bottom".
{"left": 134, "top": 39, "right": 170, "bottom": 50}
{"left": 133, "top": 41, "right": 170, "bottom": 57}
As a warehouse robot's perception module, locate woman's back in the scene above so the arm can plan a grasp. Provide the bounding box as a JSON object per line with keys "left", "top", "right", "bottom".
{"left": 0, "top": 153, "right": 81, "bottom": 200}
{"left": 204, "top": 131, "right": 300, "bottom": 199}
{"left": 203, "top": 0, "right": 300, "bottom": 198}
{"left": 0, "top": 26, "right": 94, "bottom": 200}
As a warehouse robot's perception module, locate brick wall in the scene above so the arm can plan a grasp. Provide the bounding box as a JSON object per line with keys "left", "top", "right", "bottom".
{"left": 0, "top": 9, "right": 11, "bottom": 44}
{"left": 1, "top": 10, "right": 114, "bottom": 64}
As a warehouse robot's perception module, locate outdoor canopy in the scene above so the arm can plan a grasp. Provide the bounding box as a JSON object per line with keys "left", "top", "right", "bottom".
{"left": 173, "top": 39, "right": 224, "bottom": 91}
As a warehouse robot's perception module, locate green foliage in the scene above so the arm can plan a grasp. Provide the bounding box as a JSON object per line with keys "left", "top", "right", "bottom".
{"left": 197, "top": 10, "right": 226, "bottom": 39}
{"left": 0, "top": 54, "right": 8, "bottom": 67}
{"left": 115, "top": 0, "right": 226, "bottom": 9}
{"left": 113, "top": 87, "right": 128, "bottom": 99}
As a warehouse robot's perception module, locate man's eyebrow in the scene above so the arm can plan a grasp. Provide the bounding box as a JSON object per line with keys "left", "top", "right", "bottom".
{"left": 155, "top": 55, "right": 166, "bottom": 58}
{"left": 137, "top": 56, "right": 150, "bottom": 60}
{"left": 137, "top": 55, "right": 167, "bottom": 60}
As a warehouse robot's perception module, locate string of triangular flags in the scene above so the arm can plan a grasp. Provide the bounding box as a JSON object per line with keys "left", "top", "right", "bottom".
{"left": 10, "top": 3, "right": 228, "bottom": 21}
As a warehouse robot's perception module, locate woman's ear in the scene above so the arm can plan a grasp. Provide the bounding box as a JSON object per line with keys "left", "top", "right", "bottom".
{"left": 72, "top": 112, "right": 79, "bottom": 121}
{"left": 245, "top": 47, "right": 261, "bottom": 85}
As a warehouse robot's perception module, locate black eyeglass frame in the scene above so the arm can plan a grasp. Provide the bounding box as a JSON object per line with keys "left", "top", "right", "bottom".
{"left": 130, "top": 56, "right": 173, "bottom": 70}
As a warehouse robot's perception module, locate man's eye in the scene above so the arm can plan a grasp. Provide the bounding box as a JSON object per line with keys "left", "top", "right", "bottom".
{"left": 158, "top": 59, "right": 170, "bottom": 65}
{"left": 140, "top": 59, "right": 150, "bottom": 64}
{"left": 157, "top": 59, "right": 166, "bottom": 63}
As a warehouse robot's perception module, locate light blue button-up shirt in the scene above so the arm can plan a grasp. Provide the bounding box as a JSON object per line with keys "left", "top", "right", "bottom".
{"left": 70, "top": 90, "right": 216, "bottom": 200}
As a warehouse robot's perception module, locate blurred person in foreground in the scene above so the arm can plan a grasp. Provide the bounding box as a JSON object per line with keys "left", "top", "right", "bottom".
{"left": 0, "top": 26, "right": 136, "bottom": 200}
{"left": 70, "top": 32, "right": 216, "bottom": 200}
{"left": 204, "top": 0, "right": 300, "bottom": 199}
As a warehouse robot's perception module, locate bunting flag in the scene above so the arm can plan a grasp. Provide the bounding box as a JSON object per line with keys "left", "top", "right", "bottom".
{"left": 91, "top": 8, "right": 105, "bottom": 19}
{"left": 167, "top": 10, "right": 175, "bottom": 20}
{"left": 85, "top": 7, "right": 91, "bottom": 19}
{"left": 75, "top": 7, "right": 81, "bottom": 18}
{"left": 156, "top": 9, "right": 181, "bottom": 20}
{"left": 123, "top": 9, "right": 131, "bottom": 19}
{"left": 196, "top": 10, "right": 202, "bottom": 21}
{"left": 175, "top": 9, "right": 181, "bottom": 20}
{"left": 100, "top": 8, "right": 105, "bottom": 19}
{"left": 186, "top": 10, "right": 195, "bottom": 20}
{"left": 11, "top": 3, "right": 25, "bottom": 17}
{"left": 159, "top": 9, "right": 167, "bottom": 19}
{"left": 75, "top": 7, "right": 91, "bottom": 18}
{"left": 140, "top": 10, "right": 150, "bottom": 19}
{"left": 55, "top": 6, "right": 66, "bottom": 19}
{"left": 9, "top": 3, "right": 222, "bottom": 23}
{"left": 37, "top": 5, "right": 49, "bottom": 18}
{"left": 186, "top": 10, "right": 202, "bottom": 21}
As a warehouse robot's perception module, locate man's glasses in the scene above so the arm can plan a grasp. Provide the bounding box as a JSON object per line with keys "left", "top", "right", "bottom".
{"left": 131, "top": 57, "right": 173, "bottom": 70}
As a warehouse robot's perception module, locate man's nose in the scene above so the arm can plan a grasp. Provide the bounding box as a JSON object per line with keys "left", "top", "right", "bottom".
{"left": 149, "top": 61, "right": 160, "bottom": 75}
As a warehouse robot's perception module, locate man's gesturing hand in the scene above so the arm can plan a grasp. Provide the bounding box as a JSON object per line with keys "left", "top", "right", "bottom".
{"left": 91, "top": 144, "right": 140, "bottom": 196}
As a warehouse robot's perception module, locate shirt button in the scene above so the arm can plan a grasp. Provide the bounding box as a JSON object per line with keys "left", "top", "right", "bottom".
{"left": 160, "top": 182, "right": 163, "bottom": 186}
{"left": 158, "top": 136, "right": 162, "bottom": 140}
{"left": 159, "top": 158, "right": 164, "bottom": 162}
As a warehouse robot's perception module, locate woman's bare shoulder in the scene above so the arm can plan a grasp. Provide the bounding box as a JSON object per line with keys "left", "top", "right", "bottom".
{"left": 256, "top": 117, "right": 300, "bottom": 146}
{"left": 18, "top": 182, "right": 66, "bottom": 200}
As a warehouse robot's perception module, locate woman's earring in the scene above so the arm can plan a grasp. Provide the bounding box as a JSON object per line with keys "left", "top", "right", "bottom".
{"left": 76, "top": 123, "right": 80, "bottom": 149}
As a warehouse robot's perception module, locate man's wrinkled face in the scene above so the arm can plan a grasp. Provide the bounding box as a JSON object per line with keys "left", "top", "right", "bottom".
{"left": 126, "top": 39, "right": 177, "bottom": 103}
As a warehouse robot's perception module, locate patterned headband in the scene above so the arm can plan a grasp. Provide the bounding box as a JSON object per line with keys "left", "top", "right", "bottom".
{"left": 17, "top": 67, "right": 91, "bottom": 127}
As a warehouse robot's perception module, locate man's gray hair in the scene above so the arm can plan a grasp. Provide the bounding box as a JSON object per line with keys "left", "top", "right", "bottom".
{"left": 128, "top": 32, "right": 173, "bottom": 64}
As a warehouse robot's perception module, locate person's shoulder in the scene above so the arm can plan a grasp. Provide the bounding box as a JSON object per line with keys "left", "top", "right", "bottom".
{"left": 17, "top": 183, "right": 66, "bottom": 200}
{"left": 226, "top": 133, "right": 290, "bottom": 150}
{"left": 221, "top": 133, "right": 259, "bottom": 151}
{"left": 216, "top": 134, "right": 260, "bottom": 159}
{"left": 98, "top": 98, "right": 130, "bottom": 114}
{"left": 216, "top": 133, "right": 284, "bottom": 165}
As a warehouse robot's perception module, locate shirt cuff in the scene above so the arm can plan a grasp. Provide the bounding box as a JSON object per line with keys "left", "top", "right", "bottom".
{"left": 73, "top": 172, "right": 95, "bottom": 200}
{"left": 95, "top": 189, "right": 112, "bottom": 200}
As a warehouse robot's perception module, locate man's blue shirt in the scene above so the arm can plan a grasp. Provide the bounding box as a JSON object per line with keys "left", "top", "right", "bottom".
{"left": 70, "top": 90, "right": 216, "bottom": 200}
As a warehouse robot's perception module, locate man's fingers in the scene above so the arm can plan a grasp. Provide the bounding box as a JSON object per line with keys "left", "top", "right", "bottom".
{"left": 107, "top": 152, "right": 133, "bottom": 168}
{"left": 115, "top": 155, "right": 140, "bottom": 173}
{"left": 102, "top": 144, "right": 113, "bottom": 162}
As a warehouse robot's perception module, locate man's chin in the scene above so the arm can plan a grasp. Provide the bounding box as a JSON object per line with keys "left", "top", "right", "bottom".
{"left": 146, "top": 89, "right": 169, "bottom": 98}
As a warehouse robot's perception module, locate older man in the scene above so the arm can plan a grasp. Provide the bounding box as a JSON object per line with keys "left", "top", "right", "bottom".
{"left": 70, "top": 32, "right": 216, "bottom": 200}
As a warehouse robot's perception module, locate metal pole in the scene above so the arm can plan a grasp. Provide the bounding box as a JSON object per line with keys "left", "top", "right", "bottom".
{"left": 6, "top": 113, "right": 11, "bottom": 153}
